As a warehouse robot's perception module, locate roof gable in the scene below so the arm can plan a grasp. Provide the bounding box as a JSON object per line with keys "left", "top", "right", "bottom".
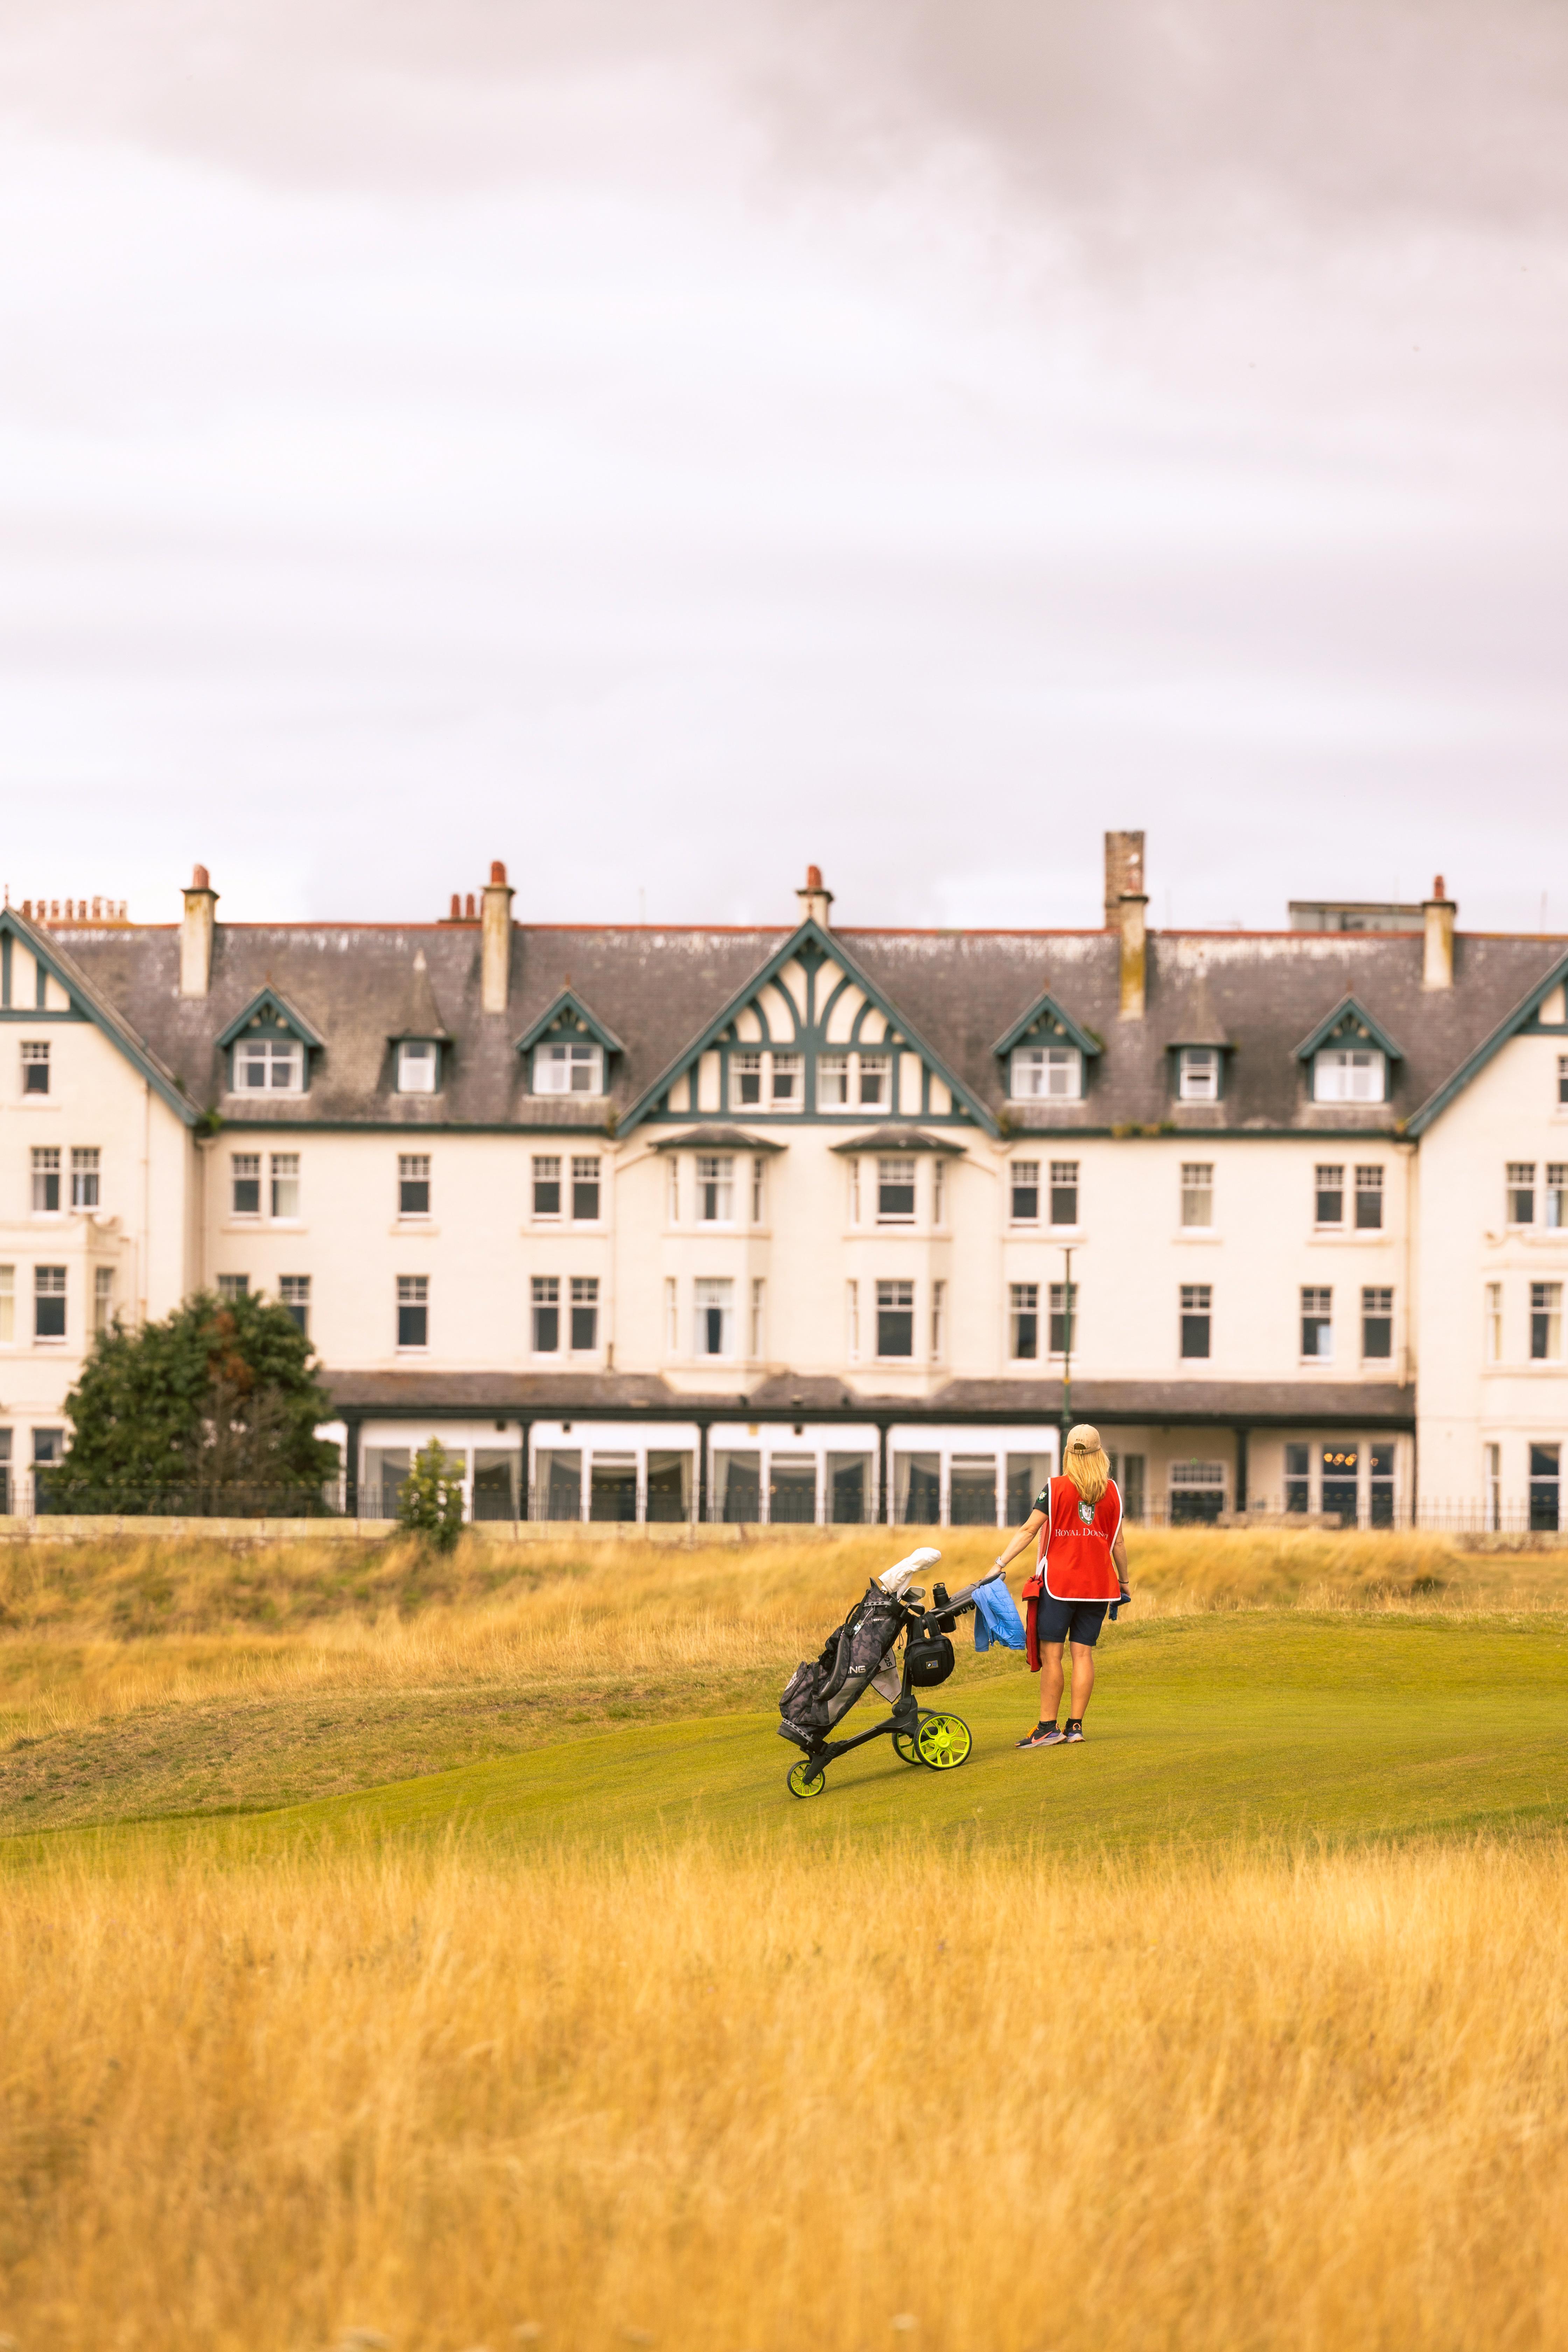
{"left": 514, "top": 987, "right": 626, "bottom": 1060}
{"left": 990, "top": 992, "right": 1102, "bottom": 1061}
{"left": 1292, "top": 995, "right": 1405, "bottom": 1065}
{"left": 621, "top": 919, "right": 999, "bottom": 1136}
{"left": 0, "top": 909, "right": 198, "bottom": 1125}
{"left": 1407, "top": 950, "right": 1568, "bottom": 1135}
{"left": 215, "top": 988, "right": 324, "bottom": 1053}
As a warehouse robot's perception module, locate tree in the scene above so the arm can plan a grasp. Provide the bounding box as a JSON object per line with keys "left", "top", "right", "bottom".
{"left": 396, "top": 1439, "right": 467, "bottom": 1550}
{"left": 43, "top": 1291, "right": 340, "bottom": 1514}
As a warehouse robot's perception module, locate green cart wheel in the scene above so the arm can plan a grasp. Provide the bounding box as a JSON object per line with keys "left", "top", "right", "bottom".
{"left": 916, "top": 1712, "right": 972, "bottom": 1771}
{"left": 893, "top": 1711, "right": 931, "bottom": 1764}
{"left": 786, "top": 1757, "right": 827, "bottom": 1799}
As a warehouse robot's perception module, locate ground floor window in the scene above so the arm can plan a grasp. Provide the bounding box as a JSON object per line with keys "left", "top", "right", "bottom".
{"left": 893, "top": 1449, "right": 940, "bottom": 1524}
{"left": 1109, "top": 1451, "right": 1146, "bottom": 1520}
{"left": 1320, "top": 1443, "right": 1359, "bottom": 1522}
{"left": 1285, "top": 1441, "right": 1310, "bottom": 1514}
{"left": 1530, "top": 1442, "right": 1560, "bottom": 1531}
{"left": 1169, "top": 1460, "right": 1226, "bottom": 1525}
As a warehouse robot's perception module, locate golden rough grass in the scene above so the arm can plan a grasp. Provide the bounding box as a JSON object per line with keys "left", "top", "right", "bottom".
{"left": 2, "top": 1524, "right": 1565, "bottom": 1741}
{"left": 5, "top": 1837, "right": 1568, "bottom": 2351}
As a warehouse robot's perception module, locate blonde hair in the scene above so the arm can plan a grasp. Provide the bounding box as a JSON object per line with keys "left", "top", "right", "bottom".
{"left": 1063, "top": 1423, "right": 1111, "bottom": 1507}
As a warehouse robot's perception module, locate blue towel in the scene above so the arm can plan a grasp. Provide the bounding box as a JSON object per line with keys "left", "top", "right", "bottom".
{"left": 971, "top": 1574, "right": 1026, "bottom": 1652}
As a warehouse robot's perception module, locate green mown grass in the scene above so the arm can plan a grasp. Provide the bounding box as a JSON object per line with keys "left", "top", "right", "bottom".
{"left": 9, "top": 1610, "right": 1567, "bottom": 1865}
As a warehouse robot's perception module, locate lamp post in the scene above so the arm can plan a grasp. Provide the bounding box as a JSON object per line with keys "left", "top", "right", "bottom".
{"left": 1059, "top": 1244, "right": 1075, "bottom": 1471}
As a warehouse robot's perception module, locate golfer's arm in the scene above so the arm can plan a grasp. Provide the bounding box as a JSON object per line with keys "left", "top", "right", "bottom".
{"left": 994, "top": 1509, "right": 1044, "bottom": 1573}
{"left": 1112, "top": 1525, "right": 1130, "bottom": 1590}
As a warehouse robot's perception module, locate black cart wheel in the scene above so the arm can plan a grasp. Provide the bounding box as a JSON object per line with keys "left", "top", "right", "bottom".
{"left": 786, "top": 1758, "right": 827, "bottom": 1799}
{"left": 916, "top": 1712, "right": 973, "bottom": 1771}
{"left": 893, "top": 1710, "right": 931, "bottom": 1764}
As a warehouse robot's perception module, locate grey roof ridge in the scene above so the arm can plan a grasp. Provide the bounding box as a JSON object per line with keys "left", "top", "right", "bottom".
{"left": 1, "top": 906, "right": 199, "bottom": 1125}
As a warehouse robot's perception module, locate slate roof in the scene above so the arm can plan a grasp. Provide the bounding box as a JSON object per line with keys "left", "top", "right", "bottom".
{"left": 322, "top": 1369, "right": 1414, "bottom": 1427}
{"left": 44, "top": 913, "right": 1568, "bottom": 1137}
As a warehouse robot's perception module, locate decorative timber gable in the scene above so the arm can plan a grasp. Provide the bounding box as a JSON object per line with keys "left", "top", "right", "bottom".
{"left": 622, "top": 920, "right": 998, "bottom": 1135}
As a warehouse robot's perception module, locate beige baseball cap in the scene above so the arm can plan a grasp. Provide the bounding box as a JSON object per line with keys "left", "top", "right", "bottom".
{"left": 1064, "top": 1423, "right": 1103, "bottom": 1454}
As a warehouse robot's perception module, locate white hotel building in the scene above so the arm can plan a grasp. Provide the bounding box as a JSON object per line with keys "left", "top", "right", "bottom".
{"left": 4, "top": 833, "right": 1567, "bottom": 1529}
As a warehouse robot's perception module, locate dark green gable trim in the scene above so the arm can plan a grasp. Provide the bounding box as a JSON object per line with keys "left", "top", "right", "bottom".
{"left": 621, "top": 919, "right": 999, "bottom": 1138}
{"left": 1407, "top": 951, "right": 1568, "bottom": 1136}
{"left": 990, "top": 993, "right": 1103, "bottom": 1063}
{"left": 514, "top": 988, "right": 626, "bottom": 1061}
{"left": 0, "top": 908, "right": 198, "bottom": 1125}
{"left": 215, "top": 987, "right": 325, "bottom": 1052}
{"left": 1292, "top": 995, "right": 1405, "bottom": 1065}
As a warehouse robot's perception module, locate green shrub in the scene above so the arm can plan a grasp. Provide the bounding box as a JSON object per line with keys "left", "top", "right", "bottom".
{"left": 397, "top": 1440, "right": 467, "bottom": 1550}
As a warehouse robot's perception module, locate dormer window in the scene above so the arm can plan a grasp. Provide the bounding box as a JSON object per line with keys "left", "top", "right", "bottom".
{"left": 234, "top": 1037, "right": 303, "bottom": 1093}
{"left": 1314, "top": 1048, "right": 1385, "bottom": 1104}
{"left": 1010, "top": 1045, "right": 1082, "bottom": 1102}
{"left": 398, "top": 1040, "right": 439, "bottom": 1094}
{"left": 534, "top": 1040, "right": 603, "bottom": 1095}
{"left": 1177, "top": 1048, "right": 1220, "bottom": 1103}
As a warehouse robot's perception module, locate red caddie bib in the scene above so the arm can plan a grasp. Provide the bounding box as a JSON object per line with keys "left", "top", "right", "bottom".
{"left": 1034, "top": 1475, "right": 1122, "bottom": 1602}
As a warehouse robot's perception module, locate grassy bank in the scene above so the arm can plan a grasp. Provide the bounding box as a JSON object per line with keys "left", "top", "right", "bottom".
{"left": 5, "top": 1526, "right": 1568, "bottom": 1834}
{"left": 5, "top": 1836, "right": 1568, "bottom": 2351}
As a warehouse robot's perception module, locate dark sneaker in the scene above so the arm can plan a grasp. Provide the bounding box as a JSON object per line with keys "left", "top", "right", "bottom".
{"left": 1016, "top": 1723, "right": 1066, "bottom": 1749}
{"left": 1063, "top": 1720, "right": 1085, "bottom": 1744}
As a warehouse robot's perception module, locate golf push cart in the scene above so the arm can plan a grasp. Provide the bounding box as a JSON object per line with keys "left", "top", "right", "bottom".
{"left": 777, "top": 1546, "right": 978, "bottom": 1799}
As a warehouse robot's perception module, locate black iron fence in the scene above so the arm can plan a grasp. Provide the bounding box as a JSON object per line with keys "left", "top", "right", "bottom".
{"left": 29, "top": 1479, "right": 342, "bottom": 1519}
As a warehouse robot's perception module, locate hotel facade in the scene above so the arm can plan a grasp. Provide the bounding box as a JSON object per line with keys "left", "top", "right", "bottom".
{"left": 4, "top": 833, "right": 1566, "bottom": 1530}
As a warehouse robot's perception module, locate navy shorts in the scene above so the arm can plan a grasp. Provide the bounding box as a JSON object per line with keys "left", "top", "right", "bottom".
{"left": 1035, "top": 1594, "right": 1109, "bottom": 1648}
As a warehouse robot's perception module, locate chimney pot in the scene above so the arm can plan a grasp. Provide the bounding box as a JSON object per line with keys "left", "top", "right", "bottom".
{"left": 1434, "top": 874, "right": 1446, "bottom": 899}
{"left": 796, "top": 864, "right": 834, "bottom": 928}
{"left": 465, "top": 892, "right": 476, "bottom": 920}
{"left": 449, "top": 892, "right": 461, "bottom": 920}
{"left": 490, "top": 859, "right": 507, "bottom": 886}
{"left": 192, "top": 862, "right": 210, "bottom": 890}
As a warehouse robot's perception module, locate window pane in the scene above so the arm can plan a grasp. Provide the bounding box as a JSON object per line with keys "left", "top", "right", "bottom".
{"left": 1362, "top": 1285, "right": 1394, "bottom": 1359}
{"left": 398, "top": 1040, "right": 437, "bottom": 1093}
{"left": 35, "top": 1265, "right": 67, "bottom": 1338}
{"left": 1180, "top": 1283, "right": 1211, "bottom": 1359}
{"left": 733, "top": 1049, "right": 762, "bottom": 1106}
{"left": 1178, "top": 1049, "right": 1218, "bottom": 1101}
{"left": 876, "top": 1278, "right": 913, "bottom": 1358}
{"left": 858, "top": 1055, "right": 889, "bottom": 1106}
{"left": 877, "top": 1157, "right": 916, "bottom": 1220}
{"left": 572, "top": 1156, "right": 601, "bottom": 1219}
{"left": 271, "top": 1153, "right": 300, "bottom": 1219}
{"left": 1315, "top": 1163, "right": 1344, "bottom": 1224}
{"left": 771, "top": 1054, "right": 801, "bottom": 1102}
{"left": 1508, "top": 1162, "right": 1536, "bottom": 1224}
{"left": 1180, "top": 1162, "right": 1213, "bottom": 1226}
{"left": 1301, "top": 1286, "right": 1333, "bottom": 1359}
{"left": 1009, "top": 1281, "right": 1038, "bottom": 1361}
{"left": 71, "top": 1148, "right": 101, "bottom": 1209}
{"left": 22, "top": 1041, "right": 50, "bottom": 1093}
{"left": 31, "top": 1147, "right": 60, "bottom": 1213}
{"left": 531, "top": 1274, "right": 560, "bottom": 1353}
{"left": 696, "top": 1155, "right": 733, "bottom": 1221}
{"left": 570, "top": 1275, "right": 599, "bottom": 1352}
{"left": 1354, "top": 1165, "right": 1384, "bottom": 1228}
{"left": 279, "top": 1274, "right": 310, "bottom": 1335}
{"left": 399, "top": 1153, "right": 431, "bottom": 1215}
{"left": 1010, "top": 1160, "right": 1039, "bottom": 1221}
{"left": 532, "top": 1155, "right": 561, "bottom": 1216}
{"left": 1049, "top": 1281, "right": 1077, "bottom": 1356}
{"left": 694, "top": 1277, "right": 734, "bottom": 1356}
{"left": 817, "top": 1054, "right": 849, "bottom": 1106}
{"left": 396, "top": 1274, "right": 428, "bottom": 1349}
{"left": 1049, "top": 1160, "right": 1078, "bottom": 1226}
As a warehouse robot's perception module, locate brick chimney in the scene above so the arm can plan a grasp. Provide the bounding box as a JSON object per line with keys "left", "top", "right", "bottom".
{"left": 481, "top": 859, "right": 514, "bottom": 1013}
{"left": 180, "top": 863, "right": 218, "bottom": 998}
{"left": 1423, "top": 874, "right": 1455, "bottom": 989}
{"left": 797, "top": 863, "right": 834, "bottom": 929}
{"left": 1105, "top": 832, "right": 1148, "bottom": 1018}
{"left": 1104, "top": 831, "right": 1144, "bottom": 928}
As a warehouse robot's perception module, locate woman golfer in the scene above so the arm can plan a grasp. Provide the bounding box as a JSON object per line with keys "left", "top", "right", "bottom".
{"left": 991, "top": 1424, "right": 1130, "bottom": 1749}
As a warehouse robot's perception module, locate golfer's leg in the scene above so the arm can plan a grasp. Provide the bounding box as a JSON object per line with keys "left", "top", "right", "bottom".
{"left": 1069, "top": 1640, "right": 1096, "bottom": 1719}
{"left": 1040, "top": 1642, "right": 1065, "bottom": 1724}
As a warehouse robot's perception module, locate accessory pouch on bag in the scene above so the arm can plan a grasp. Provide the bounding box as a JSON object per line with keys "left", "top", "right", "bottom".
{"left": 904, "top": 1633, "right": 955, "bottom": 1688}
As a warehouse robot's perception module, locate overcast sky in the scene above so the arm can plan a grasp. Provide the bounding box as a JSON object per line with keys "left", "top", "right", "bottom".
{"left": 3, "top": 0, "right": 1566, "bottom": 933}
